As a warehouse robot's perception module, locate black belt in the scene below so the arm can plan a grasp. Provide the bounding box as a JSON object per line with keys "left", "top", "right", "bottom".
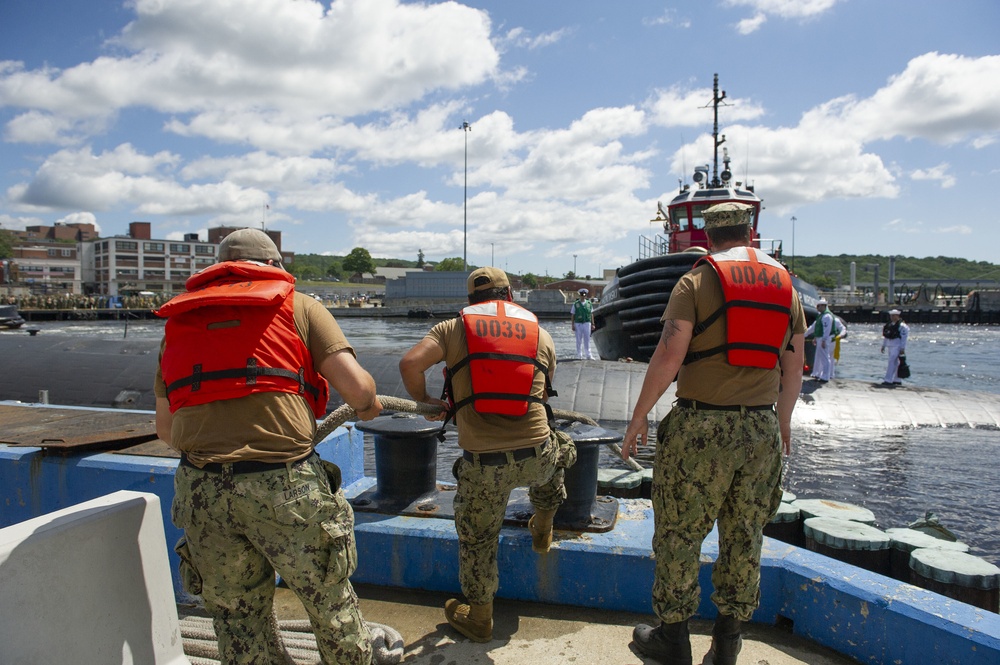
{"left": 463, "top": 441, "right": 547, "bottom": 466}
{"left": 180, "top": 454, "right": 292, "bottom": 474}
{"left": 675, "top": 398, "right": 774, "bottom": 412}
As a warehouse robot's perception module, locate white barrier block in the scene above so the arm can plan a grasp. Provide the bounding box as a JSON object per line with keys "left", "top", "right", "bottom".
{"left": 0, "top": 490, "right": 188, "bottom": 664}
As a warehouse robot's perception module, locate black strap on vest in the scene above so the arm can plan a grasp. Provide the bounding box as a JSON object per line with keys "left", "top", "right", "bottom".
{"left": 165, "top": 358, "right": 322, "bottom": 401}
{"left": 436, "top": 352, "right": 556, "bottom": 441}
{"left": 684, "top": 299, "right": 792, "bottom": 365}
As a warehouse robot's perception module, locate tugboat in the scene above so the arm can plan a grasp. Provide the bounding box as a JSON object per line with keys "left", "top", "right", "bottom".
{"left": 592, "top": 74, "right": 821, "bottom": 363}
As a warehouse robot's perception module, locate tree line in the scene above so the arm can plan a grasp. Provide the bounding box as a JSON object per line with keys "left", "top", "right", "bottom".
{"left": 788, "top": 254, "right": 1000, "bottom": 289}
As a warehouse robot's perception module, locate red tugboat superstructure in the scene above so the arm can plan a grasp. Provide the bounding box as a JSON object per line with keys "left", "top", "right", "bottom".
{"left": 592, "top": 74, "right": 821, "bottom": 363}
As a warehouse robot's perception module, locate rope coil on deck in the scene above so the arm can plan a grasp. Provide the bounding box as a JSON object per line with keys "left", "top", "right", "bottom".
{"left": 179, "top": 614, "right": 404, "bottom": 664}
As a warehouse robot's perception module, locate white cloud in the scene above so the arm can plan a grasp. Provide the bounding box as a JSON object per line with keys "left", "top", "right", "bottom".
{"left": 736, "top": 13, "right": 768, "bottom": 35}
{"left": 646, "top": 84, "right": 766, "bottom": 128}
{"left": 935, "top": 225, "right": 972, "bottom": 235}
{"left": 725, "top": 0, "right": 840, "bottom": 33}
{"left": 842, "top": 53, "right": 1000, "bottom": 145}
{"left": 497, "top": 27, "right": 571, "bottom": 51}
{"left": 884, "top": 218, "right": 924, "bottom": 234}
{"left": 642, "top": 9, "right": 691, "bottom": 29}
{"left": 910, "top": 163, "right": 956, "bottom": 189}
{"left": 0, "top": 214, "right": 43, "bottom": 231}
{"left": 725, "top": 0, "right": 841, "bottom": 20}
{"left": 0, "top": 0, "right": 502, "bottom": 145}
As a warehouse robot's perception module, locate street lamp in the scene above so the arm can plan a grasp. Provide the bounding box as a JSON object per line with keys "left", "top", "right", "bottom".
{"left": 490, "top": 242, "right": 494, "bottom": 266}
{"left": 790, "top": 216, "right": 796, "bottom": 273}
{"left": 461, "top": 121, "right": 472, "bottom": 271}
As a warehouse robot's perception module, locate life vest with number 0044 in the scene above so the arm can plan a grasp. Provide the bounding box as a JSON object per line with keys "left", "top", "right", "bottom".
{"left": 684, "top": 246, "right": 794, "bottom": 369}
{"left": 446, "top": 300, "right": 553, "bottom": 417}
{"left": 156, "top": 261, "right": 330, "bottom": 417}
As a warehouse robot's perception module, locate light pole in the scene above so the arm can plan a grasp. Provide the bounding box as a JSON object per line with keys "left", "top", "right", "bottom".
{"left": 490, "top": 242, "right": 494, "bottom": 266}
{"left": 461, "top": 121, "right": 472, "bottom": 271}
{"left": 790, "top": 216, "right": 796, "bottom": 273}
{"left": 573, "top": 254, "right": 577, "bottom": 277}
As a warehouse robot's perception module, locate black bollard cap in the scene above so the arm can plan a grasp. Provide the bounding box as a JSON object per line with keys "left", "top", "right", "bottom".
{"left": 355, "top": 412, "right": 444, "bottom": 438}
{"left": 557, "top": 421, "right": 624, "bottom": 446}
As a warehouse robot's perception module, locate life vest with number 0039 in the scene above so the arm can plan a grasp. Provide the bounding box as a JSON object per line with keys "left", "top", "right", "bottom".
{"left": 156, "top": 261, "right": 330, "bottom": 417}
{"left": 684, "top": 246, "right": 794, "bottom": 369}
{"left": 447, "top": 300, "right": 551, "bottom": 416}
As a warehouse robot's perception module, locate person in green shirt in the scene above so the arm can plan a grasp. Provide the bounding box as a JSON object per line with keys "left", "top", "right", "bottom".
{"left": 570, "top": 288, "right": 595, "bottom": 359}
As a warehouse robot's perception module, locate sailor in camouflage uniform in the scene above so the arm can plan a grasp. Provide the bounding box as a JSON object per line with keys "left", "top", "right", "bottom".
{"left": 399, "top": 266, "right": 576, "bottom": 643}
{"left": 155, "top": 228, "right": 383, "bottom": 665}
{"left": 621, "top": 203, "right": 806, "bottom": 665}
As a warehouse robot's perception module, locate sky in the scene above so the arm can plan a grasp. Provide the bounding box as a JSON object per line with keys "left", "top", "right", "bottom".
{"left": 1, "top": 0, "right": 999, "bottom": 280}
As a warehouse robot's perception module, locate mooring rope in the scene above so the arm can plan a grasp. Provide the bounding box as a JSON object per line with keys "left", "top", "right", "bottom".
{"left": 179, "top": 615, "right": 404, "bottom": 665}
{"left": 314, "top": 395, "right": 644, "bottom": 472}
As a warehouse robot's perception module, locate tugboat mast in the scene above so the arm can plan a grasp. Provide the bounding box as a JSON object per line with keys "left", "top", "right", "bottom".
{"left": 709, "top": 73, "right": 727, "bottom": 188}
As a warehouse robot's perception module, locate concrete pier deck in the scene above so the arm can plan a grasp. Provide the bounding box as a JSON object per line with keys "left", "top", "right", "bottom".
{"left": 176, "top": 583, "right": 857, "bottom": 664}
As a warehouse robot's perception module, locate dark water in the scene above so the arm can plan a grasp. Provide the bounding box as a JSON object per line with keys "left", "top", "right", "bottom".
{"left": 12, "top": 317, "right": 999, "bottom": 564}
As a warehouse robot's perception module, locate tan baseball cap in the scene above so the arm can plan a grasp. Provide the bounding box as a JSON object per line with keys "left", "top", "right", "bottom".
{"left": 218, "top": 228, "right": 282, "bottom": 262}
{"left": 703, "top": 202, "right": 753, "bottom": 229}
{"left": 467, "top": 266, "right": 510, "bottom": 295}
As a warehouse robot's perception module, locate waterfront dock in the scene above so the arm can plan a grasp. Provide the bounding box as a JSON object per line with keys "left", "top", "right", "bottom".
{"left": 4, "top": 404, "right": 998, "bottom": 665}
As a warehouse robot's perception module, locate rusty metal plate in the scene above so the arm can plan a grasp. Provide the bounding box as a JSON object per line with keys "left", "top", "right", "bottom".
{"left": 0, "top": 404, "right": 157, "bottom": 451}
{"left": 114, "top": 439, "right": 180, "bottom": 459}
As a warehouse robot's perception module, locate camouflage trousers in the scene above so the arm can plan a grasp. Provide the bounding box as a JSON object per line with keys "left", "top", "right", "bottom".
{"left": 452, "top": 430, "right": 577, "bottom": 605}
{"left": 172, "top": 454, "right": 372, "bottom": 665}
{"left": 651, "top": 406, "right": 783, "bottom": 623}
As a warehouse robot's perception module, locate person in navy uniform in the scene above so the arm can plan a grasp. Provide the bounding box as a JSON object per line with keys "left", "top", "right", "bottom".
{"left": 881, "top": 308, "right": 909, "bottom": 384}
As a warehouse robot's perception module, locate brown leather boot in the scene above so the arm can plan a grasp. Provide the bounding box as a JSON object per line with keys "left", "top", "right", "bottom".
{"left": 444, "top": 598, "right": 493, "bottom": 642}
{"left": 528, "top": 508, "right": 557, "bottom": 553}
{"left": 632, "top": 620, "right": 692, "bottom": 664}
{"left": 705, "top": 614, "right": 743, "bottom": 665}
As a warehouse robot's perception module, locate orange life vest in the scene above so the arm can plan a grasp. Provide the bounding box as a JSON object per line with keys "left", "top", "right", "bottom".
{"left": 445, "top": 300, "right": 552, "bottom": 417}
{"left": 685, "top": 247, "right": 794, "bottom": 369}
{"left": 156, "top": 262, "right": 329, "bottom": 417}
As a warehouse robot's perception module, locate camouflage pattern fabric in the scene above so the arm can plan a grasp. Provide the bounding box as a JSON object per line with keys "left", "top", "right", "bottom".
{"left": 650, "top": 406, "right": 783, "bottom": 623}
{"left": 172, "top": 454, "right": 373, "bottom": 665}
{"left": 451, "top": 430, "right": 577, "bottom": 604}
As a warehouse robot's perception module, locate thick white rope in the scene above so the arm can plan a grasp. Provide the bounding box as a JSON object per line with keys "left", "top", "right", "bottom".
{"left": 314, "top": 395, "right": 643, "bottom": 472}
{"left": 179, "top": 616, "right": 404, "bottom": 665}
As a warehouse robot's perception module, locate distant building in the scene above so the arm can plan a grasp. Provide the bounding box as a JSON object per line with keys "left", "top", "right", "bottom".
{"left": 82, "top": 222, "right": 217, "bottom": 296}
{"left": 2, "top": 221, "right": 304, "bottom": 297}
{"left": 6, "top": 222, "right": 95, "bottom": 294}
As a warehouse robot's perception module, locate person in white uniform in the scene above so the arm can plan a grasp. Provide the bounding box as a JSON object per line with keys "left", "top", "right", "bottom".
{"left": 570, "top": 288, "right": 595, "bottom": 360}
{"left": 806, "top": 299, "right": 835, "bottom": 382}
{"left": 881, "top": 309, "right": 909, "bottom": 384}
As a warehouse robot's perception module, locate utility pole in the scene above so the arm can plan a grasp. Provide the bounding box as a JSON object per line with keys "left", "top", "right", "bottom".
{"left": 461, "top": 121, "right": 471, "bottom": 271}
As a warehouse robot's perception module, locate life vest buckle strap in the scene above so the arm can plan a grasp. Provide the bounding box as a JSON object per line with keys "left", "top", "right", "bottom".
{"left": 246, "top": 357, "right": 258, "bottom": 385}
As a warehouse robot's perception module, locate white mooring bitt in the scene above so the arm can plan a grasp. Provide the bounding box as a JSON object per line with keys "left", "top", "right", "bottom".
{"left": 0, "top": 490, "right": 189, "bottom": 665}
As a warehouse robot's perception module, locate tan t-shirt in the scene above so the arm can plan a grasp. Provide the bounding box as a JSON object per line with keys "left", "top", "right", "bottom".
{"left": 426, "top": 310, "right": 556, "bottom": 453}
{"left": 665, "top": 261, "right": 807, "bottom": 406}
{"left": 154, "top": 292, "right": 354, "bottom": 465}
